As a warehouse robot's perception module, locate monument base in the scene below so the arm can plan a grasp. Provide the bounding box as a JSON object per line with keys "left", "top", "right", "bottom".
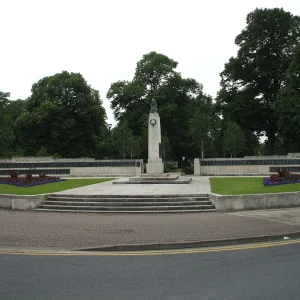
{"left": 146, "top": 162, "right": 164, "bottom": 175}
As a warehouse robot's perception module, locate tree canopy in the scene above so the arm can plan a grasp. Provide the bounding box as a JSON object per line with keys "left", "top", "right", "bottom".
{"left": 217, "top": 8, "right": 300, "bottom": 155}
{"left": 107, "top": 51, "right": 208, "bottom": 161}
{"left": 275, "top": 44, "right": 300, "bottom": 151}
{"left": 16, "top": 71, "right": 107, "bottom": 157}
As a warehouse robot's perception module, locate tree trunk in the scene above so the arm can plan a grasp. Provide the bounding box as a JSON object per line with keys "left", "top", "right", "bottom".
{"left": 201, "top": 144, "right": 204, "bottom": 158}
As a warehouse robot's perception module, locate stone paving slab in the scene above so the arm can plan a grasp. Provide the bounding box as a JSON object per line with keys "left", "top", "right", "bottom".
{"left": 231, "top": 207, "right": 300, "bottom": 226}
{"left": 57, "top": 176, "right": 211, "bottom": 195}
{"left": 1, "top": 209, "right": 300, "bottom": 250}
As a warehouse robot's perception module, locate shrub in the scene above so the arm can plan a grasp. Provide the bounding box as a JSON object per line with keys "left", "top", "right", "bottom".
{"left": 264, "top": 168, "right": 300, "bottom": 186}
{"left": 25, "top": 173, "right": 33, "bottom": 180}
{"left": 0, "top": 174, "right": 66, "bottom": 187}
{"left": 183, "top": 166, "right": 194, "bottom": 175}
{"left": 165, "top": 165, "right": 178, "bottom": 172}
{"left": 9, "top": 170, "right": 19, "bottom": 178}
{"left": 278, "top": 169, "right": 291, "bottom": 178}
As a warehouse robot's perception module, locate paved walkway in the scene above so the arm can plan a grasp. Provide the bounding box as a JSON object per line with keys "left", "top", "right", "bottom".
{"left": 57, "top": 176, "right": 211, "bottom": 195}
{"left": 1, "top": 208, "right": 300, "bottom": 250}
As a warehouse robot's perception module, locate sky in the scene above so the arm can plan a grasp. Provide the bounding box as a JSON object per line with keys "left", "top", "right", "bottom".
{"left": 1, "top": 0, "right": 300, "bottom": 126}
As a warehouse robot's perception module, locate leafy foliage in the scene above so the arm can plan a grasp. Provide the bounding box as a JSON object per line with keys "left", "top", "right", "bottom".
{"left": 0, "top": 175, "right": 66, "bottom": 187}
{"left": 107, "top": 51, "right": 207, "bottom": 161}
{"left": 217, "top": 8, "right": 300, "bottom": 155}
{"left": 222, "top": 122, "right": 245, "bottom": 158}
{"left": 264, "top": 169, "right": 300, "bottom": 186}
{"left": 8, "top": 170, "right": 19, "bottom": 178}
{"left": 0, "top": 92, "right": 15, "bottom": 157}
{"left": 275, "top": 45, "right": 300, "bottom": 151}
{"left": 16, "top": 71, "right": 107, "bottom": 157}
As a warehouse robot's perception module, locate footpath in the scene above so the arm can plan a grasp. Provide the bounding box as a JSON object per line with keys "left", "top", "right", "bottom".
{"left": 1, "top": 208, "right": 300, "bottom": 251}
{"left": 1, "top": 177, "right": 300, "bottom": 251}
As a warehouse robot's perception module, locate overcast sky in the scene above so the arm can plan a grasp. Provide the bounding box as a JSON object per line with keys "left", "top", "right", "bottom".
{"left": 1, "top": 0, "right": 300, "bottom": 126}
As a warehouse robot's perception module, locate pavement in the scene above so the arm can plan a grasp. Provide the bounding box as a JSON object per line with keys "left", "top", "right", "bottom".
{"left": 1, "top": 176, "right": 300, "bottom": 251}
{"left": 57, "top": 176, "right": 211, "bottom": 195}
{"left": 1, "top": 208, "right": 300, "bottom": 251}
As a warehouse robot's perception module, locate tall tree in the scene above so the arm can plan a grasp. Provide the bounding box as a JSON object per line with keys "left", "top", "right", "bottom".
{"left": 189, "top": 95, "right": 215, "bottom": 158}
{"left": 275, "top": 44, "right": 300, "bottom": 151}
{"left": 217, "top": 8, "right": 300, "bottom": 154}
{"left": 189, "top": 110, "right": 212, "bottom": 158}
{"left": 222, "top": 122, "right": 245, "bottom": 158}
{"left": 112, "top": 121, "right": 141, "bottom": 159}
{"left": 107, "top": 51, "right": 205, "bottom": 161}
{"left": 0, "top": 92, "right": 14, "bottom": 157}
{"left": 16, "top": 71, "right": 107, "bottom": 157}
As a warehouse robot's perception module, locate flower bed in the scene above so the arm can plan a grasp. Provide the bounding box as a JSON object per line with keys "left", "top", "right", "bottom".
{"left": 263, "top": 169, "right": 300, "bottom": 186}
{"left": 0, "top": 172, "right": 67, "bottom": 187}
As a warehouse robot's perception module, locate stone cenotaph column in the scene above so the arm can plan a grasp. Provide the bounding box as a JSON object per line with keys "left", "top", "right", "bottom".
{"left": 146, "top": 99, "right": 164, "bottom": 174}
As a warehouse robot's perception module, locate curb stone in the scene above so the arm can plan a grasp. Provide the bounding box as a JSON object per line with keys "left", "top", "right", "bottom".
{"left": 75, "top": 231, "right": 300, "bottom": 252}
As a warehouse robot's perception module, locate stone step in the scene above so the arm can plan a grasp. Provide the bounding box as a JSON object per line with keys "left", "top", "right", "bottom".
{"left": 35, "top": 193, "right": 215, "bottom": 213}
{"left": 46, "top": 196, "right": 210, "bottom": 202}
{"left": 49, "top": 194, "right": 208, "bottom": 199}
{"left": 43, "top": 200, "right": 213, "bottom": 206}
{"left": 33, "top": 208, "right": 217, "bottom": 213}
{"left": 36, "top": 204, "right": 215, "bottom": 211}
{"left": 113, "top": 178, "right": 192, "bottom": 184}
{"left": 129, "top": 176, "right": 179, "bottom": 181}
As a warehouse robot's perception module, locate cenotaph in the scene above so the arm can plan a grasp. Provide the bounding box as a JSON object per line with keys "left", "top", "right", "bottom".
{"left": 146, "top": 99, "right": 164, "bottom": 175}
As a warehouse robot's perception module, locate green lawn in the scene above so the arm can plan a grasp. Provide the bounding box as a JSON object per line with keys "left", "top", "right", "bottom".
{"left": 210, "top": 177, "right": 300, "bottom": 195}
{"left": 0, "top": 178, "right": 114, "bottom": 195}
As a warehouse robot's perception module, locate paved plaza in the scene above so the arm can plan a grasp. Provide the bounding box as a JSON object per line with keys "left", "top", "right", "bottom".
{"left": 56, "top": 176, "right": 211, "bottom": 195}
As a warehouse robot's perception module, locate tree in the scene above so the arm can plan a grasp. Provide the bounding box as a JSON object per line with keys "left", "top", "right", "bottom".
{"left": 0, "top": 91, "right": 10, "bottom": 108}
{"left": 189, "top": 95, "right": 215, "bottom": 158}
{"left": 0, "top": 92, "right": 14, "bottom": 157}
{"left": 217, "top": 8, "right": 300, "bottom": 155}
{"left": 134, "top": 51, "right": 178, "bottom": 100}
{"left": 189, "top": 111, "right": 212, "bottom": 158}
{"left": 16, "top": 71, "right": 107, "bottom": 157}
{"left": 275, "top": 44, "right": 300, "bottom": 151}
{"left": 107, "top": 51, "right": 205, "bottom": 161}
{"left": 222, "top": 122, "right": 245, "bottom": 158}
{"left": 112, "top": 121, "right": 141, "bottom": 159}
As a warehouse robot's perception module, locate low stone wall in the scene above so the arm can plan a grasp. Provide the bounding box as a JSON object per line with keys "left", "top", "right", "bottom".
{"left": 209, "top": 192, "right": 300, "bottom": 212}
{"left": 0, "top": 158, "right": 143, "bottom": 177}
{"left": 194, "top": 156, "right": 300, "bottom": 176}
{"left": 0, "top": 194, "right": 47, "bottom": 210}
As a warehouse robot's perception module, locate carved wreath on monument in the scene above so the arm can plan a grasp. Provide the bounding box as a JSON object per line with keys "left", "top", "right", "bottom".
{"left": 150, "top": 119, "right": 156, "bottom": 126}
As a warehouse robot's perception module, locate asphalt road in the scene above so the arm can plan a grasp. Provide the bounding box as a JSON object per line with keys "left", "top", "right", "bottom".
{"left": 1, "top": 243, "right": 300, "bottom": 300}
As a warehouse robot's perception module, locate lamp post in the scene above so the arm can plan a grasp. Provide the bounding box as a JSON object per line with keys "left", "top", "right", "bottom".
{"left": 181, "top": 156, "right": 185, "bottom": 176}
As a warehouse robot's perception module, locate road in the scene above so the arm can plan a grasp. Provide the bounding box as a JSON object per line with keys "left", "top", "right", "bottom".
{"left": 1, "top": 242, "right": 300, "bottom": 300}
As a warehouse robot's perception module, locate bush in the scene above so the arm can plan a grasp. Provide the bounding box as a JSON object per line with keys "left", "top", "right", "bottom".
{"left": 165, "top": 165, "right": 178, "bottom": 172}
{"left": 0, "top": 174, "right": 66, "bottom": 187}
{"left": 25, "top": 173, "right": 33, "bottom": 180}
{"left": 269, "top": 169, "right": 300, "bottom": 183}
{"left": 8, "top": 170, "right": 19, "bottom": 178}
{"left": 183, "top": 166, "right": 194, "bottom": 175}
{"left": 264, "top": 168, "right": 300, "bottom": 186}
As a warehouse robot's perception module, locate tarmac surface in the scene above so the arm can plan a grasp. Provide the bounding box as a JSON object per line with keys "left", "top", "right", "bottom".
{"left": 2, "top": 242, "right": 300, "bottom": 300}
